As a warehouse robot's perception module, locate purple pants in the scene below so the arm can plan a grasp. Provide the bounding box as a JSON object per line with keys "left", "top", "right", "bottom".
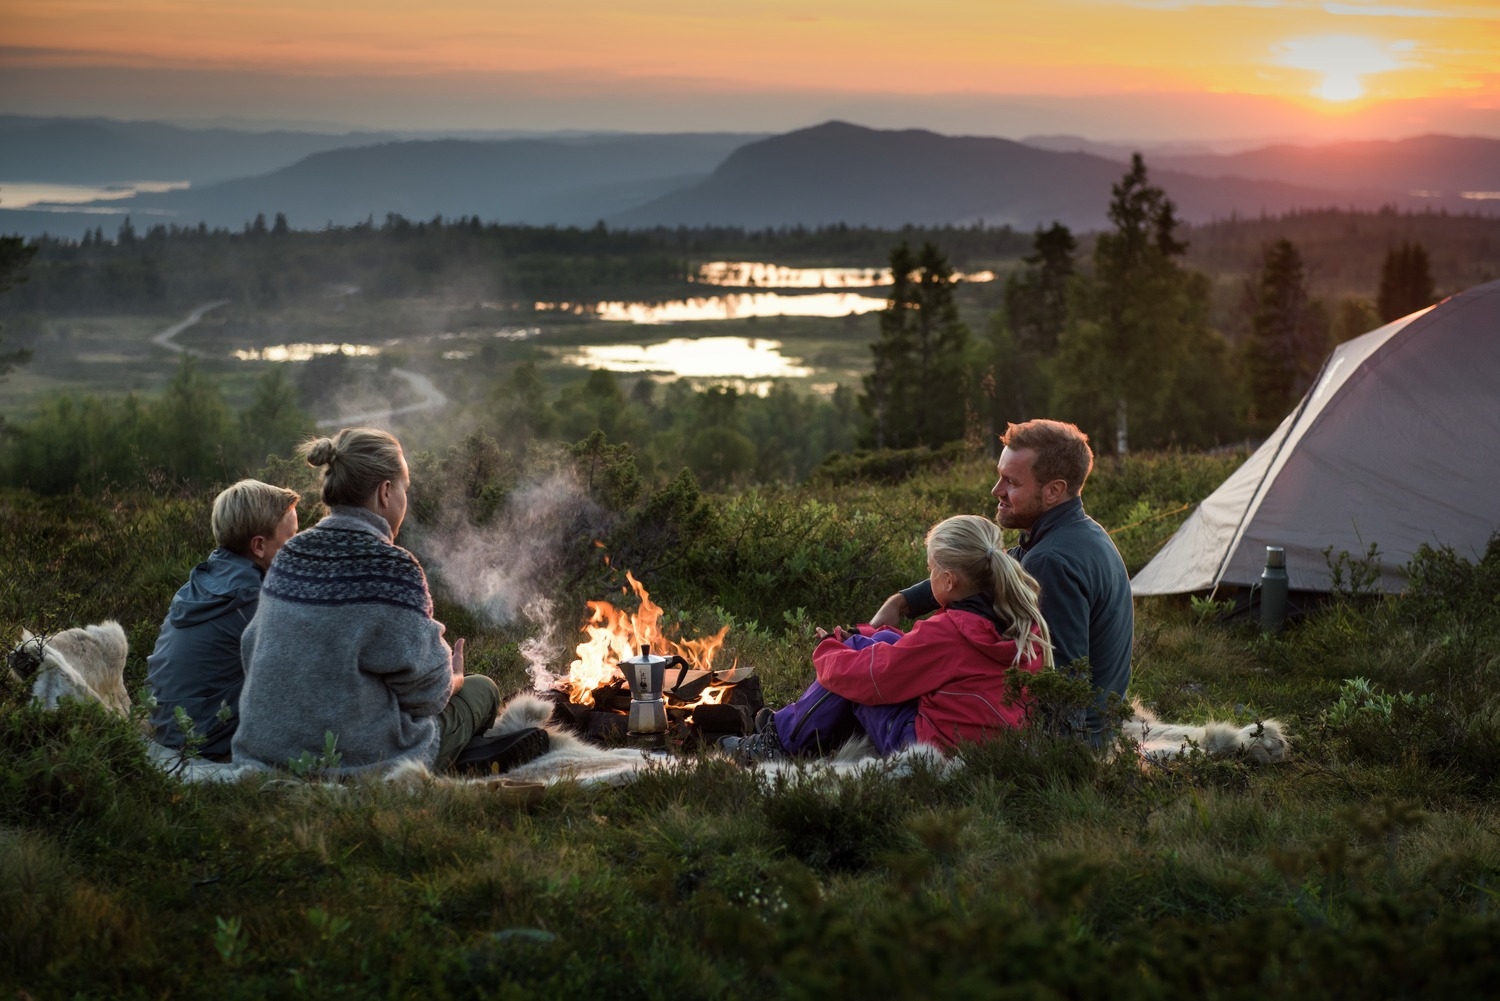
{"left": 771, "top": 629, "right": 918, "bottom": 757}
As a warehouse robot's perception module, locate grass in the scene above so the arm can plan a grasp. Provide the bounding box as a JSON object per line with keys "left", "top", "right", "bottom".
{"left": 3, "top": 452, "right": 1500, "bottom": 997}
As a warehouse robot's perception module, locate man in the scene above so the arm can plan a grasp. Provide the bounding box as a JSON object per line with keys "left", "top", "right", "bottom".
{"left": 145, "top": 479, "right": 300, "bottom": 759}
{"left": 871, "top": 419, "right": 1133, "bottom": 743}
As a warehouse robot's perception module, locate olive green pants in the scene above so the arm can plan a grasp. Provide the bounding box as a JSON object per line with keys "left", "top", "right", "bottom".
{"left": 435, "top": 674, "right": 501, "bottom": 772}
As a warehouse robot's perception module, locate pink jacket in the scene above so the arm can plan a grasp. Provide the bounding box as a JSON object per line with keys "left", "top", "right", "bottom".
{"left": 812, "top": 611, "right": 1044, "bottom": 751}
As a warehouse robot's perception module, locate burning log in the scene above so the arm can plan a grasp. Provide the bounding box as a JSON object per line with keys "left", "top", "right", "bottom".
{"left": 541, "top": 570, "right": 765, "bottom": 750}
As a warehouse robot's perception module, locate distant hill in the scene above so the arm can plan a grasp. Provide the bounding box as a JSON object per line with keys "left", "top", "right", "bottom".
{"left": 0, "top": 115, "right": 396, "bottom": 185}
{"left": 3, "top": 132, "right": 762, "bottom": 236}
{"left": 610, "top": 121, "right": 1459, "bottom": 231}
{"left": 1154, "top": 135, "right": 1500, "bottom": 201}
{"left": 4, "top": 119, "right": 1497, "bottom": 241}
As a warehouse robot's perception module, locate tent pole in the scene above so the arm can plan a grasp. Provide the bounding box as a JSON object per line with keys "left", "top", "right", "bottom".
{"left": 1208, "top": 351, "right": 1336, "bottom": 597}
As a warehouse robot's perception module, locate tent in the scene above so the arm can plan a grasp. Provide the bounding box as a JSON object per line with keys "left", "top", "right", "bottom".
{"left": 1132, "top": 278, "right": 1500, "bottom": 596}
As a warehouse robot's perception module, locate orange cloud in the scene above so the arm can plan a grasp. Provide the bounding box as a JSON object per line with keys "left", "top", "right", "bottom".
{"left": 2, "top": 1, "right": 1494, "bottom": 131}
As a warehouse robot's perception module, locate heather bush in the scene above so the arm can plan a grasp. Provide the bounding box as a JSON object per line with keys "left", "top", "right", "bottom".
{"left": 5, "top": 450, "right": 1500, "bottom": 996}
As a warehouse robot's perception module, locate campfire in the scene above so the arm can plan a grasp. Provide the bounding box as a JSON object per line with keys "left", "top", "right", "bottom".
{"left": 543, "top": 571, "right": 763, "bottom": 748}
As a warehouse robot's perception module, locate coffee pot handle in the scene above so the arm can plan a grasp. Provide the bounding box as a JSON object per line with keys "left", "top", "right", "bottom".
{"left": 668, "top": 655, "right": 691, "bottom": 695}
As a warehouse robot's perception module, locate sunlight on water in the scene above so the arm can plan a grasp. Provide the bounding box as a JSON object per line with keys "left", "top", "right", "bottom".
{"left": 232, "top": 343, "right": 384, "bottom": 362}
{"left": 537, "top": 292, "right": 887, "bottom": 324}
{"left": 0, "top": 180, "right": 190, "bottom": 209}
{"left": 694, "top": 261, "right": 996, "bottom": 288}
{"left": 559, "top": 337, "right": 813, "bottom": 379}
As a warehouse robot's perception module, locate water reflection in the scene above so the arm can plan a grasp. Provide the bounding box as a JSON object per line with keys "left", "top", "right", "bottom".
{"left": 231, "top": 327, "right": 540, "bottom": 362}
{"left": 559, "top": 337, "right": 813, "bottom": 379}
{"left": 537, "top": 292, "right": 887, "bottom": 324}
{"left": 0, "top": 180, "right": 190, "bottom": 210}
{"left": 232, "top": 343, "right": 384, "bottom": 362}
{"left": 694, "top": 261, "right": 996, "bottom": 288}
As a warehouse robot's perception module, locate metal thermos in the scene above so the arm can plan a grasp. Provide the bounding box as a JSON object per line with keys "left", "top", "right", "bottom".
{"left": 1260, "top": 546, "right": 1288, "bottom": 634}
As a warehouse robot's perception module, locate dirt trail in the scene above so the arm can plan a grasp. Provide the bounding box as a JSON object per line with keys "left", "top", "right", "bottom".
{"left": 315, "top": 368, "right": 449, "bottom": 429}
{"left": 152, "top": 300, "right": 230, "bottom": 353}
{"left": 153, "top": 301, "right": 449, "bottom": 428}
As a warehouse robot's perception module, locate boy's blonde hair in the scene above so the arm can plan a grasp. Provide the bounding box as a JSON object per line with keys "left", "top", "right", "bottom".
{"left": 211, "top": 479, "right": 300, "bottom": 555}
{"left": 298, "top": 427, "right": 405, "bottom": 508}
{"left": 925, "top": 514, "right": 1053, "bottom": 669}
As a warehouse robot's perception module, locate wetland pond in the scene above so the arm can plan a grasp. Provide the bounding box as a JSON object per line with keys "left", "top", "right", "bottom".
{"left": 230, "top": 261, "right": 985, "bottom": 378}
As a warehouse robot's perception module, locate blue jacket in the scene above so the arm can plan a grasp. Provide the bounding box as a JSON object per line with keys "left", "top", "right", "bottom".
{"left": 901, "top": 497, "right": 1134, "bottom": 740}
{"left": 145, "top": 549, "right": 263, "bottom": 757}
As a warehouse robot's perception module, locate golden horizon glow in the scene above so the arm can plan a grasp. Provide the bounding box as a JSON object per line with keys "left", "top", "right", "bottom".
{"left": 2, "top": 1, "right": 1496, "bottom": 135}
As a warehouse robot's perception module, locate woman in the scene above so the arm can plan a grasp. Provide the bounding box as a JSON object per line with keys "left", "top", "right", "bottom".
{"left": 232, "top": 427, "right": 547, "bottom": 776}
{"left": 723, "top": 514, "right": 1052, "bottom": 762}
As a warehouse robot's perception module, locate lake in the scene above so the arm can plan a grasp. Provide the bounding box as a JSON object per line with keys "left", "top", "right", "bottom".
{"left": 0, "top": 180, "right": 190, "bottom": 211}
{"left": 557, "top": 336, "right": 814, "bottom": 379}
{"left": 692, "top": 261, "right": 996, "bottom": 288}
{"left": 533, "top": 260, "right": 994, "bottom": 323}
{"left": 535, "top": 291, "right": 888, "bottom": 324}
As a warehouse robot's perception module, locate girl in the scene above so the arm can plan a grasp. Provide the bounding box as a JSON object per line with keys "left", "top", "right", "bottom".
{"left": 724, "top": 514, "right": 1051, "bottom": 761}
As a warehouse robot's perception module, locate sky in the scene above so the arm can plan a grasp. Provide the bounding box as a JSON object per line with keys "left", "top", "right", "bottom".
{"left": 2, "top": 0, "right": 1498, "bottom": 143}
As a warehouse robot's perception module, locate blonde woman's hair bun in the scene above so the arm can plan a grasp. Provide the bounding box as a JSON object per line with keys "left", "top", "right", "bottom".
{"left": 298, "top": 427, "right": 404, "bottom": 508}
{"left": 302, "top": 437, "right": 338, "bottom": 467}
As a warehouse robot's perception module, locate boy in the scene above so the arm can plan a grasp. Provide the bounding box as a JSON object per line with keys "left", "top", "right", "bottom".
{"left": 145, "top": 479, "right": 299, "bottom": 759}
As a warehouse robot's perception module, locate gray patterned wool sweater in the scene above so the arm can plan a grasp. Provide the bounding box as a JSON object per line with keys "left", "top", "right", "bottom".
{"left": 231, "top": 506, "right": 455, "bottom": 774}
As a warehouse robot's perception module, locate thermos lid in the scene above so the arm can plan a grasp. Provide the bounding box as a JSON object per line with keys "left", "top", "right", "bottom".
{"left": 1264, "top": 545, "right": 1286, "bottom": 569}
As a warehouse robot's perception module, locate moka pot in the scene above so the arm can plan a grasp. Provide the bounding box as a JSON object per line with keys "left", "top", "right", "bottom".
{"left": 619, "top": 645, "right": 684, "bottom": 734}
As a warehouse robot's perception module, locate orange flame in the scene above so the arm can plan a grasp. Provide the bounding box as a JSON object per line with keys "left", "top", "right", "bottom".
{"left": 565, "top": 570, "right": 731, "bottom": 706}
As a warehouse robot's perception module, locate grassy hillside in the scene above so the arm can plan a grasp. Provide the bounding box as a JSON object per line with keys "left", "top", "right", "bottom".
{"left": 4, "top": 447, "right": 1500, "bottom": 996}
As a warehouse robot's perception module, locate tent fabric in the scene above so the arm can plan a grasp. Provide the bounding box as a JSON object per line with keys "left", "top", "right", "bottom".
{"left": 1132, "top": 279, "right": 1500, "bottom": 595}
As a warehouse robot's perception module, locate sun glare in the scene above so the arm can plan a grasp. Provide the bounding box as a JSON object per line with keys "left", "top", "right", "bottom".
{"left": 1276, "top": 35, "right": 1407, "bottom": 102}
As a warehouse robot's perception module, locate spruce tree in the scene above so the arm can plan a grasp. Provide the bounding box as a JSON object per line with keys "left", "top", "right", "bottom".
{"left": 859, "top": 241, "right": 971, "bottom": 449}
{"left": 991, "top": 223, "right": 1076, "bottom": 434}
{"left": 0, "top": 236, "right": 36, "bottom": 405}
{"left": 1244, "top": 239, "right": 1329, "bottom": 431}
{"left": 1052, "top": 154, "right": 1236, "bottom": 452}
{"left": 1376, "top": 241, "right": 1435, "bottom": 322}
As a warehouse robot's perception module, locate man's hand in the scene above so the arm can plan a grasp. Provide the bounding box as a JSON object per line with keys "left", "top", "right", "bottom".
{"left": 869, "top": 592, "right": 909, "bottom": 629}
{"left": 450, "top": 637, "right": 466, "bottom": 695}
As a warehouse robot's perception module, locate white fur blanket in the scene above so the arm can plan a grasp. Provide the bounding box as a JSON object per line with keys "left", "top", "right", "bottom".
{"left": 9, "top": 622, "right": 132, "bottom": 715}
{"left": 1122, "top": 700, "right": 1290, "bottom": 764}
{"left": 10, "top": 622, "right": 1290, "bottom": 787}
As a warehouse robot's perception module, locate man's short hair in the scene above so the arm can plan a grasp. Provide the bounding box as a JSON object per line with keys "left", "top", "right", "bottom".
{"left": 1001, "top": 420, "right": 1095, "bottom": 496}
{"left": 211, "top": 479, "right": 300, "bottom": 555}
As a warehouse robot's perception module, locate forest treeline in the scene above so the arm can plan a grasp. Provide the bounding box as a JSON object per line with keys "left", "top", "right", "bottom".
{"left": 2, "top": 165, "right": 1497, "bottom": 495}
{"left": 0, "top": 217, "right": 1031, "bottom": 317}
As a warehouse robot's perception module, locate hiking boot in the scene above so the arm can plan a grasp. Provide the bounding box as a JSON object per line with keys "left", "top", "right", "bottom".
{"left": 718, "top": 716, "right": 787, "bottom": 765}
{"left": 454, "top": 727, "right": 550, "bottom": 775}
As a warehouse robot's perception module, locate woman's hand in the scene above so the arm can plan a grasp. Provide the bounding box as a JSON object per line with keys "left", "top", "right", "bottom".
{"left": 450, "top": 637, "right": 466, "bottom": 694}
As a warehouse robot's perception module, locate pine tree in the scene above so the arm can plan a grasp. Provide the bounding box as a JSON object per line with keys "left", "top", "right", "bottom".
{"left": 1243, "top": 239, "right": 1329, "bottom": 431}
{"left": 991, "top": 223, "right": 1076, "bottom": 434}
{"left": 239, "top": 367, "right": 313, "bottom": 466}
{"left": 1006, "top": 222, "right": 1076, "bottom": 357}
{"left": 1052, "top": 154, "right": 1236, "bottom": 452}
{"left": 0, "top": 236, "right": 36, "bottom": 395}
{"left": 859, "top": 241, "right": 971, "bottom": 449}
{"left": 1376, "top": 241, "right": 1435, "bottom": 322}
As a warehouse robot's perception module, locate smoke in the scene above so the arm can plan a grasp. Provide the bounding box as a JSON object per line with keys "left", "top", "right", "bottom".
{"left": 516, "top": 596, "right": 564, "bottom": 692}
{"left": 415, "top": 466, "right": 606, "bottom": 687}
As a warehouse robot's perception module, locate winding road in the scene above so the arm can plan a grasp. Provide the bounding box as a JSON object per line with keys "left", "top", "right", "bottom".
{"left": 151, "top": 299, "right": 229, "bottom": 353}
{"left": 153, "top": 301, "right": 449, "bottom": 427}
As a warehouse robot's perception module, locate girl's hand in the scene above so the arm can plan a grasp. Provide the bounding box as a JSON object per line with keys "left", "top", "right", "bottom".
{"left": 815, "top": 626, "right": 849, "bottom": 642}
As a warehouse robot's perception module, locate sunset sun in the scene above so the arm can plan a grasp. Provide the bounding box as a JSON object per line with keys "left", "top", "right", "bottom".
{"left": 1276, "top": 35, "right": 1409, "bottom": 102}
